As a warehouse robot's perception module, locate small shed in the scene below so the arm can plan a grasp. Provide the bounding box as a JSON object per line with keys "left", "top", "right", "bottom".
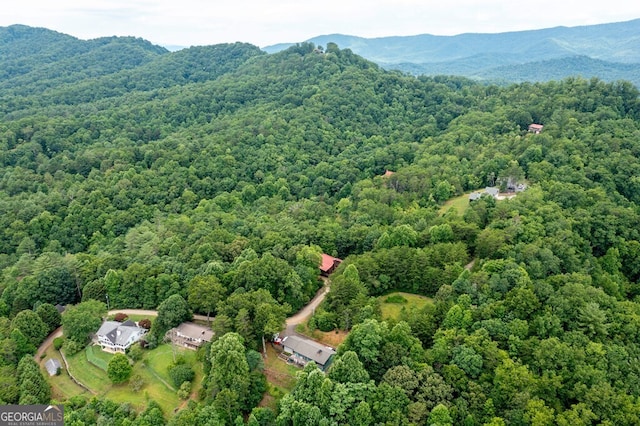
{"left": 45, "top": 358, "right": 61, "bottom": 376}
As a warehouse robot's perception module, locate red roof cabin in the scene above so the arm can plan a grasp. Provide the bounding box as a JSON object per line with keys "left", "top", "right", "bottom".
{"left": 528, "top": 123, "right": 544, "bottom": 134}
{"left": 320, "top": 254, "right": 342, "bottom": 276}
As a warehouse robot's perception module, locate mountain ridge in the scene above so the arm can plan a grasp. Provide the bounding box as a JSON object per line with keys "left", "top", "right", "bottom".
{"left": 263, "top": 18, "right": 640, "bottom": 86}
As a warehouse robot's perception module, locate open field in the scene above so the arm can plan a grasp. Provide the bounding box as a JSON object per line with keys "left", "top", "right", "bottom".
{"left": 439, "top": 193, "right": 471, "bottom": 216}
{"left": 379, "top": 292, "right": 434, "bottom": 321}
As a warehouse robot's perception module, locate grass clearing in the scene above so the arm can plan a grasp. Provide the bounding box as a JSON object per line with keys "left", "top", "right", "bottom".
{"left": 439, "top": 193, "right": 472, "bottom": 216}
{"left": 379, "top": 292, "right": 434, "bottom": 321}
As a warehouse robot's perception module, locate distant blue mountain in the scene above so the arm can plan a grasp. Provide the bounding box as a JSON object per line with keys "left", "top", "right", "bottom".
{"left": 263, "top": 19, "right": 640, "bottom": 87}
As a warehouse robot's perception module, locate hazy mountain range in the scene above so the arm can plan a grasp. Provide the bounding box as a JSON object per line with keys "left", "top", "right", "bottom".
{"left": 264, "top": 19, "right": 640, "bottom": 86}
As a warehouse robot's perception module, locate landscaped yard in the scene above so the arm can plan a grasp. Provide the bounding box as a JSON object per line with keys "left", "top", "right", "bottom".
{"left": 379, "top": 292, "right": 434, "bottom": 321}
{"left": 57, "top": 343, "right": 201, "bottom": 415}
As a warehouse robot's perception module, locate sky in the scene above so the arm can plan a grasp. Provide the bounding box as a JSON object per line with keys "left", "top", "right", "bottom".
{"left": 2, "top": 0, "right": 640, "bottom": 48}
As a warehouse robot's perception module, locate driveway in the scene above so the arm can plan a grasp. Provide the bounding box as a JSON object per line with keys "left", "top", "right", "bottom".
{"left": 284, "top": 278, "right": 330, "bottom": 337}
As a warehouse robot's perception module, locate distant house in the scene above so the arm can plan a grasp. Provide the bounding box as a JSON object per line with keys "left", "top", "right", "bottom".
{"left": 320, "top": 254, "right": 342, "bottom": 276}
{"left": 167, "top": 322, "right": 214, "bottom": 350}
{"left": 469, "top": 192, "right": 483, "bottom": 201}
{"left": 469, "top": 187, "right": 500, "bottom": 201}
{"left": 96, "top": 320, "right": 147, "bottom": 353}
{"left": 528, "top": 123, "right": 544, "bottom": 134}
{"left": 44, "top": 358, "right": 61, "bottom": 376}
{"left": 485, "top": 187, "right": 500, "bottom": 198}
{"left": 383, "top": 170, "right": 395, "bottom": 177}
{"left": 282, "top": 335, "right": 336, "bottom": 371}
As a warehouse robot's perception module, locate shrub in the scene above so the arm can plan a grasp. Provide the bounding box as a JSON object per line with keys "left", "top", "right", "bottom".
{"left": 168, "top": 363, "right": 195, "bottom": 388}
{"left": 384, "top": 294, "right": 408, "bottom": 304}
{"left": 126, "top": 343, "right": 143, "bottom": 362}
{"left": 129, "top": 374, "right": 145, "bottom": 392}
{"left": 114, "top": 313, "right": 129, "bottom": 322}
{"left": 63, "top": 339, "right": 84, "bottom": 356}
{"left": 138, "top": 318, "right": 152, "bottom": 329}
{"left": 53, "top": 337, "right": 64, "bottom": 350}
{"left": 177, "top": 381, "right": 191, "bottom": 400}
{"left": 314, "top": 311, "right": 337, "bottom": 332}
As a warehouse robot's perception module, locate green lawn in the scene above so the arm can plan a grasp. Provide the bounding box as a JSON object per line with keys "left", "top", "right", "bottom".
{"left": 61, "top": 343, "right": 198, "bottom": 415}
{"left": 85, "top": 345, "right": 110, "bottom": 371}
{"left": 379, "top": 292, "right": 434, "bottom": 321}
{"left": 439, "top": 193, "right": 472, "bottom": 216}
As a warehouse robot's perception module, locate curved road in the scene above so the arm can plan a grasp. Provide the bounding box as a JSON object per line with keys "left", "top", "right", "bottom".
{"left": 284, "top": 278, "right": 330, "bottom": 337}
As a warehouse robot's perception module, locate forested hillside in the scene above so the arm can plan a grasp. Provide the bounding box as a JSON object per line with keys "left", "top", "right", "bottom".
{"left": 1, "top": 27, "right": 640, "bottom": 425}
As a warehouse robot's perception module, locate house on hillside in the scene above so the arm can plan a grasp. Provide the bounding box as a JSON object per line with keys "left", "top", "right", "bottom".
{"left": 95, "top": 320, "right": 147, "bottom": 353}
{"left": 383, "top": 170, "right": 395, "bottom": 177}
{"left": 320, "top": 254, "right": 342, "bottom": 276}
{"left": 282, "top": 335, "right": 336, "bottom": 371}
{"left": 528, "top": 123, "right": 544, "bottom": 134}
{"left": 167, "top": 322, "right": 214, "bottom": 350}
{"left": 45, "top": 358, "right": 61, "bottom": 376}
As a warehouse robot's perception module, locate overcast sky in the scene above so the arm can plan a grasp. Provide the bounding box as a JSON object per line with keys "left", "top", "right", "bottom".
{"left": 2, "top": 0, "right": 640, "bottom": 48}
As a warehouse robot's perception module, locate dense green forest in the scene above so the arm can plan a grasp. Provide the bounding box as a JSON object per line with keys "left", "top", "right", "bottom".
{"left": 2, "top": 26, "right": 640, "bottom": 425}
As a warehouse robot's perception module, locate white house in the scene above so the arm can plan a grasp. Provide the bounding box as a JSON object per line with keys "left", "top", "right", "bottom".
{"left": 96, "top": 320, "right": 147, "bottom": 353}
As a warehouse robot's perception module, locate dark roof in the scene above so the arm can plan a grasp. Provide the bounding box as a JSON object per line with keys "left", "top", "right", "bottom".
{"left": 282, "top": 335, "right": 336, "bottom": 366}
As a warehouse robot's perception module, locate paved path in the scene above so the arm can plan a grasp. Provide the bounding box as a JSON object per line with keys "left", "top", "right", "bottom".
{"left": 35, "top": 326, "right": 63, "bottom": 359}
{"left": 284, "top": 279, "right": 330, "bottom": 337}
